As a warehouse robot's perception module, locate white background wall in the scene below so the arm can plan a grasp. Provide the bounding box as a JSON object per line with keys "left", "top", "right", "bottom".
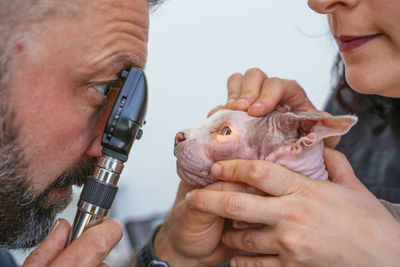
{"left": 12, "top": 0, "right": 340, "bottom": 264}
{"left": 114, "top": 0, "right": 338, "bottom": 221}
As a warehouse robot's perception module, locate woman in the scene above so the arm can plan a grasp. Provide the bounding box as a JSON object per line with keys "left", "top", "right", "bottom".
{"left": 325, "top": 54, "right": 400, "bottom": 203}
{"left": 135, "top": 0, "right": 400, "bottom": 266}
{"left": 168, "top": 0, "right": 400, "bottom": 266}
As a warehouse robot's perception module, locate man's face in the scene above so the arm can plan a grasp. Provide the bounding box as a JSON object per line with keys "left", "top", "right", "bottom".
{"left": 0, "top": 0, "right": 149, "bottom": 248}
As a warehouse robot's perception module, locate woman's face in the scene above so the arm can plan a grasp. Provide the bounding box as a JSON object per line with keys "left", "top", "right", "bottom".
{"left": 308, "top": 0, "right": 400, "bottom": 97}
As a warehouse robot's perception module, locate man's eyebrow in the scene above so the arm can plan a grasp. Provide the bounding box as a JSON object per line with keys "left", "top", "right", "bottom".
{"left": 108, "top": 53, "right": 141, "bottom": 74}
{"left": 90, "top": 53, "right": 142, "bottom": 80}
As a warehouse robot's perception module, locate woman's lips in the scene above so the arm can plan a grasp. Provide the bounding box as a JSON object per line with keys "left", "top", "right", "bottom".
{"left": 336, "top": 34, "right": 382, "bottom": 52}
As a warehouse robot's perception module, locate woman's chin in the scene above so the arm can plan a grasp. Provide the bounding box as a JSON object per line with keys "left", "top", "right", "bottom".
{"left": 345, "top": 58, "right": 400, "bottom": 97}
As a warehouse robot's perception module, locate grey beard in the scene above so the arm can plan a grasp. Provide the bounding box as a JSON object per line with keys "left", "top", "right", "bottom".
{"left": 0, "top": 102, "right": 97, "bottom": 249}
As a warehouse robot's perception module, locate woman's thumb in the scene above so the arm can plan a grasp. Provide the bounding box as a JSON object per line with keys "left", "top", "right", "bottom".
{"left": 323, "top": 148, "right": 363, "bottom": 188}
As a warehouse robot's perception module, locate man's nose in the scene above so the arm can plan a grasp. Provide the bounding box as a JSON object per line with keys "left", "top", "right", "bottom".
{"left": 86, "top": 110, "right": 110, "bottom": 158}
{"left": 175, "top": 132, "right": 186, "bottom": 147}
{"left": 307, "top": 0, "right": 358, "bottom": 14}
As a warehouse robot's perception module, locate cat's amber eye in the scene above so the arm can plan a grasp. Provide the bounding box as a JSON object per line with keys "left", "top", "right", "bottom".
{"left": 220, "top": 126, "right": 232, "bottom": 136}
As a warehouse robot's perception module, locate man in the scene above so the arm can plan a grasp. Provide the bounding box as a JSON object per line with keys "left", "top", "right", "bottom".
{"left": 0, "top": 0, "right": 154, "bottom": 265}
{"left": 0, "top": 0, "right": 237, "bottom": 266}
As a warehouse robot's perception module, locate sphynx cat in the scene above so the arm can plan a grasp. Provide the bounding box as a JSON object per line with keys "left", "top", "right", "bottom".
{"left": 174, "top": 109, "right": 400, "bottom": 229}
{"left": 174, "top": 109, "right": 358, "bottom": 187}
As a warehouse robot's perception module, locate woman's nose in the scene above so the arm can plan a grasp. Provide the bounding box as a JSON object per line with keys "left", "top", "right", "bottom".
{"left": 175, "top": 132, "right": 186, "bottom": 147}
{"left": 307, "top": 0, "right": 358, "bottom": 14}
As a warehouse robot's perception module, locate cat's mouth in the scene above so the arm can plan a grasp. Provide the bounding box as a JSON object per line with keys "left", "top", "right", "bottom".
{"left": 176, "top": 162, "right": 216, "bottom": 187}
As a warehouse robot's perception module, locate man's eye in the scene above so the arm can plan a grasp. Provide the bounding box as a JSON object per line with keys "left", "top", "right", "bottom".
{"left": 93, "top": 83, "right": 112, "bottom": 97}
{"left": 220, "top": 126, "right": 232, "bottom": 136}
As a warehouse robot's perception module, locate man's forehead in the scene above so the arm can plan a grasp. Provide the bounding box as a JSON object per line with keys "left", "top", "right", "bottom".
{"left": 49, "top": 0, "right": 148, "bottom": 78}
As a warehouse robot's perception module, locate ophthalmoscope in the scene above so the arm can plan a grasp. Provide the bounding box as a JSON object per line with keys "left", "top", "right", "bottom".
{"left": 68, "top": 67, "right": 148, "bottom": 244}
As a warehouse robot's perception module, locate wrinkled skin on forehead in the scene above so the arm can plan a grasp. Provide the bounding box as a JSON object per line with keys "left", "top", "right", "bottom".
{"left": 174, "top": 109, "right": 357, "bottom": 187}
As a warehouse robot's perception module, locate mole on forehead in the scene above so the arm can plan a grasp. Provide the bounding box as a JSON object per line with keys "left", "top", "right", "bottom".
{"left": 13, "top": 41, "right": 24, "bottom": 54}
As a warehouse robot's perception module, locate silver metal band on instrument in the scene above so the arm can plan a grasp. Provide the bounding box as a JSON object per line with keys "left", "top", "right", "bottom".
{"left": 68, "top": 155, "right": 124, "bottom": 244}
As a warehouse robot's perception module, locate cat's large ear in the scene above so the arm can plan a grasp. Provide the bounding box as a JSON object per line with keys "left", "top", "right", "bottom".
{"left": 265, "top": 112, "right": 357, "bottom": 180}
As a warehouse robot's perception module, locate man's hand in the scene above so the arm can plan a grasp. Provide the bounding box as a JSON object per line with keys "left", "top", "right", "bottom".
{"left": 185, "top": 149, "right": 400, "bottom": 267}
{"left": 23, "top": 218, "right": 122, "bottom": 267}
{"left": 152, "top": 181, "right": 257, "bottom": 267}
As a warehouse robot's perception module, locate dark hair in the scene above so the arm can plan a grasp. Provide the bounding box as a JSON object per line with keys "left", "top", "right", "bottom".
{"left": 332, "top": 53, "right": 400, "bottom": 135}
{"left": 148, "top": 0, "right": 164, "bottom": 11}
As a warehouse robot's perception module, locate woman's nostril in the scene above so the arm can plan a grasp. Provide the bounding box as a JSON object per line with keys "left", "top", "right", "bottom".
{"left": 175, "top": 132, "right": 186, "bottom": 146}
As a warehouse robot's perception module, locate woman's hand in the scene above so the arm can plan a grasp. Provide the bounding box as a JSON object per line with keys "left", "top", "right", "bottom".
{"left": 214, "top": 67, "right": 340, "bottom": 148}
{"left": 185, "top": 148, "right": 400, "bottom": 267}
{"left": 225, "top": 68, "right": 316, "bottom": 116}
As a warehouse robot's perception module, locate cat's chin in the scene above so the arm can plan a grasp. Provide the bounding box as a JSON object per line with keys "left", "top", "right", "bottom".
{"left": 176, "top": 162, "right": 216, "bottom": 187}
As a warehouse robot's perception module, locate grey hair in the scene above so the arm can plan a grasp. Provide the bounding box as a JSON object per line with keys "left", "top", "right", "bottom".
{"left": 0, "top": 0, "right": 79, "bottom": 94}
{"left": 0, "top": 0, "right": 164, "bottom": 93}
{"left": 148, "top": 0, "right": 165, "bottom": 12}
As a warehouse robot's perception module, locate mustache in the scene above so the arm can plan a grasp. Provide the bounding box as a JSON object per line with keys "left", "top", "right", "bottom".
{"left": 53, "top": 157, "right": 98, "bottom": 188}
{"left": 0, "top": 157, "right": 98, "bottom": 248}
{"left": 32, "top": 157, "right": 98, "bottom": 205}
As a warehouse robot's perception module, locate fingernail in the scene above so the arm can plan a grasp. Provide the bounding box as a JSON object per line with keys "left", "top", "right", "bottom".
{"left": 236, "top": 98, "right": 248, "bottom": 104}
{"left": 211, "top": 164, "right": 222, "bottom": 177}
{"left": 49, "top": 219, "right": 60, "bottom": 235}
{"left": 227, "top": 98, "right": 235, "bottom": 103}
{"left": 251, "top": 102, "right": 262, "bottom": 108}
{"left": 230, "top": 260, "right": 237, "bottom": 267}
{"left": 236, "top": 99, "right": 249, "bottom": 110}
{"left": 185, "top": 192, "right": 193, "bottom": 203}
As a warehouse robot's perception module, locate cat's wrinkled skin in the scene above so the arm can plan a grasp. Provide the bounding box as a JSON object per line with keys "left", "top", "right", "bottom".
{"left": 174, "top": 109, "right": 357, "bottom": 187}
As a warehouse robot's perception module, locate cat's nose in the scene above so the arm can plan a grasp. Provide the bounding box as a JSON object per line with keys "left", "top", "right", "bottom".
{"left": 175, "top": 132, "right": 186, "bottom": 147}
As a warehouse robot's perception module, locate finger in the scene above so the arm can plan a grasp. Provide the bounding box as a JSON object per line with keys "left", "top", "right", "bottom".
{"left": 199, "top": 243, "right": 234, "bottom": 266}
{"left": 231, "top": 256, "right": 281, "bottom": 267}
{"left": 226, "top": 73, "right": 243, "bottom": 108}
{"left": 185, "top": 189, "right": 279, "bottom": 225}
{"left": 180, "top": 181, "right": 255, "bottom": 225}
{"left": 211, "top": 159, "right": 310, "bottom": 197}
{"left": 223, "top": 227, "right": 279, "bottom": 255}
{"left": 175, "top": 181, "right": 198, "bottom": 202}
{"left": 207, "top": 105, "right": 225, "bottom": 117}
{"left": 235, "top": 68, "right": 267, "bottom": 110}
{"left": 23, "top": 219, "right": 71, "bottom": 267}
{"left": 50, "top": 218, "right": 123, "bottom": 267}
{"left": 99, "top": 263, "right": 110, "bottom": 267}
{"left": 248, "top": 78, "right": 316, "bottom": 117}
{"left": 176, "top": 180, "right": 250, "bottom": 204}
{"left": 206, "top": 181, "right": 250, "bottom": 192}
{"left": 323, "top": 136, "right": 341, "bottom": 148}
{"left": 323, "top": 148, "right": 363, "bottom": 188}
